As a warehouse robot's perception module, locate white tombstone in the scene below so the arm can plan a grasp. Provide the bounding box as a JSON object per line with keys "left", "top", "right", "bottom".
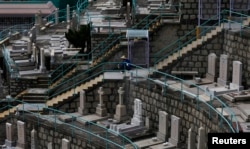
{"left": 157, "top": 111, "right": 169, "bottom": 141}
{"left": 39, "top": 48, "right": 46, "bottom": 72}
{"left": 114, "top": 87, "right": 128, "bottom": 122}
{"left": 206, "top": 53, "right": 217, "bottom": 81}
{"left": 78, "top": 90, "right": 88, "bottom": 115}
{"left": 187, "top": 127, "right": 195, "bottom": 149}
{"left": 31, "top": 128, "right": 38, "bottom": 149}
{"left": 96, "top": 87, "right": 107, "bottom": 117}
{"left": 62, "top": 138, "right": 70, "bottom": 149}
{"left": 230, "top": 61, "right": 244, "bottom": 90}
{"left": 217, "top": 54, "right": 229, "bottom": 86}
{"left": 5, "top": 123, "right": 15, "bottom": 147}
{"left": 197, "top": 127, "right": 205, "bottom": 149}
{"left": 16, "top": 120, "right": 26, "bottom": 148}
{"left": 131, "top": 98, "right": 143, "bottom": 126}
{"left": 168, "top": 115, "right": 181, "bottom": 147}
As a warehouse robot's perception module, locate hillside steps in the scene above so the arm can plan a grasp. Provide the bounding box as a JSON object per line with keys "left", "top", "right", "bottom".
{"left": 46, "top": 75, "right": 103, "bottom": 107}
{"left": 154, "top": 25, "right": 224, "bottom": 71}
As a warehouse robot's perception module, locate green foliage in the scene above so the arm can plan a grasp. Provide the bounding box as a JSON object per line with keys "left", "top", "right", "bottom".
{"left": 65, "top": 24, "right": 91, "bottom": 53}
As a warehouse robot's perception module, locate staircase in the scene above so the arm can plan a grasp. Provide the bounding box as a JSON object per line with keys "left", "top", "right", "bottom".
{"left": 153, "top": 16, "right": 250, "bottom": 71}
{"left": 46, "top": 74, "right": 103, "bottom": 107}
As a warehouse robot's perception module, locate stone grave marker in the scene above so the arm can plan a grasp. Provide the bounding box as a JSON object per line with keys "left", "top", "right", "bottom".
{"left": 206, "top": 53, "right": 217, "bottom": 81}
{"left": 96, "top": 87, "right": 107, "bottom": 117}
{"left": 131, "top": 98, "right": 143, "bottom": 126}
{"left": 31, "top": 128, "right": 38, "bottom": 149}
{"left": 168, "top": 115, "right": 181, "bottom": 146}
{"left": 188, "top": 127, "right": 195, "bottom": 149}
{"left": 78, "top": 90, "right": 88, "bottom": 115}
{"left": 157, "top": 111, "right": 169, "bottom": 141}
{"left": 197, "top": 127, "right": 205, "bottom": 149}
{"left": 62, "top": 138, "right": 70, "bottom": 149}
{"left": 217, "top": 54, "right": 229, "bottom": 86}
{"left": 16, "top": 120, "right": 26, "bottom": 148}
{"left": 230, "top": 61, "right": 243, "bottom": 90}
{"left": 114, "top": 87, "right": 128, "bottom": 122}
{"left": 5, "top": 122, "right": 15, "bottom": 147}
{"left": 48, "top": 142, "right": 53, "bottom": 149}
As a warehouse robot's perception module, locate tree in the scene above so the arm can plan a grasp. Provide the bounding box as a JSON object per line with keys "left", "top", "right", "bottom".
{"left": 65, "top": 24, "right": 91, "bottom": 54}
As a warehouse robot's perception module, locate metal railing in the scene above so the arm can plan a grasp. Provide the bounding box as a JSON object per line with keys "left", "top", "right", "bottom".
{"left": 153, "top": 9, "right": 250, "bottom": 66}
{"left": 45, "top": 62, "right": 239, "bottom": 133}
{"left": 0, "top": 98, "right": 137, "bottom": 149}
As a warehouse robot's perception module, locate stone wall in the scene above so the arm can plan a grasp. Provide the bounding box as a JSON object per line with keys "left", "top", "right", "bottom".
{"left": 223, "top": 30, "right": 250, "bottom": 88}
{"left": 128, "top": 81, "right": 231, "bottom": 145}
{"left": 57, "top": 80, "right": 125, "bottom": 114}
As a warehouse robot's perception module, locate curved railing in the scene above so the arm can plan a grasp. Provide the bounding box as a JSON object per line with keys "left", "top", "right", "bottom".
{"left": 48, "top": 5, "right": 165, "bottom": 88}
{"left": 46, "top": 62, "right": 239, "bottom": 133}
{"left": 0, "top": 98, "right": 138, "bottom": 149}
{"left": 153, "top": 9, "right": 249, "bottom": 66}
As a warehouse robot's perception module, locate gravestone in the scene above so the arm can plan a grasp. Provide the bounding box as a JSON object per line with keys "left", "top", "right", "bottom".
{"left": 206, "top": 53, "right": 217, "bottom": 81}
{"left": 145, "top": 116, "right": 152, "bottom": 130}
{"left": 131, "top": 98, "right": 143, "bottom": 126}
{"left": 96, "top": 87, "right": 107, "bottom": 117}
{"left": 157, "top": 111, "right": 169, "bottom": 141}
{"left": 217, "top": 54, "right": 229, "bottom": 86}
{"left": 187, "top": 127, "right": 195, "bottom": 149}
{"left": 62, "top": 138, "right": 70, "bottom": 149}
{"left": 230, "top": 61, "right": 244, "bottom": 90}
{"left": 168, "top": 115, "right": 181, "bottom": 147}
{"left": 16, "top": 120, "right": 26, "bottom": 148}
{"left": 114, "top": 87, "right": 129, "bottom": 122}
{"left": 31, "top": 128, "right": 38, "bottom": 149}
{"left": 78, "top": 90, "right": 88, "bottom": 115}
{"left": 48, "top": 142, "right": 53, "bottom": 149}
{"left": 197, "top": 127, "right": 205, "bottom": 149}
{"left": 5, "top": 122, "right": 15, "bottom": 147}
{"left": 39, "top": 48, "right": 46, "bottom": 72}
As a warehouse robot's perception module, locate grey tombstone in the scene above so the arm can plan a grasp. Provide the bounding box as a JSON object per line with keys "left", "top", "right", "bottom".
{"left": 230, "top": 61, "right": 244, "bottom": 90}
{"left": 217, "top": 54, "right": 229, "bottom": 86}
{"left": 157, "top": 111, "right": 169, "bottom": 141}
{"left": 187, "top": 127, "right": 195, "bottom": 149}
{"left": 78, "top": 90, "right": 88, "bottom": 115}
{"left": 5, "top": 122, "right": 15, "bottom": 147}
{"left": 96, "top": 87, "right": 107, "bottom": 117}
{"left": 206, "top": 53, "right": 217, "bottom": 81}
{"left": 145, "top": 116, "right": 152, "bottom": 130}
{"left": 131, "top": 98, "right": 143, "bottom": 126}
{"left": 16, "top": 120, "right": 26, "bottom": 148}
{"left": 114, "top": 87, "right": 128, "bottom": 122}
{"left": 39, "top": 48, "right": 46, "bottom": 72}
{"left": 47, "top": 142, "right": 53, "bottom": 149}
{"left": 168, "top": 115, "right": 181, "bottom": 147}
{"left": 197, "top": 127, "right": 205, "bottom": 149}
{"left": 62, "top": 138, "right": 70, "bottom": 149}
{"left": 31, "top": 128, "right": 38, "bottom": 149}
{"left": 55, "top": 8, "right": 59, "bottom": 25}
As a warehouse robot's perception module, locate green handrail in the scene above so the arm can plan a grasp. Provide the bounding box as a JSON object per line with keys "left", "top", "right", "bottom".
{"left": 153, "top": 9, "right": 250, "bottom": 66}
{"left": 46, "top": 62, "right": 239, "bottom": 133}
{"left": 0, "top": 98, "right": 137, "bottom": 149}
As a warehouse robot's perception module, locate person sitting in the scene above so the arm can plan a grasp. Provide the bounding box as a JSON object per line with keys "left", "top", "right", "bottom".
{"left": 118, "top": 55, "right": 131, "bottom": 72}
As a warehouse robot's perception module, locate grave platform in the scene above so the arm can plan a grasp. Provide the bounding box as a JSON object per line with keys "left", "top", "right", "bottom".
{"left": 76, "top": 114, "right": 110, "bottom": 125}
{"left": 58, "top": 113, "right": 82, "bottom": 122}
{"left": 222, "top": 90, "right": 250, "bottom": 102}
{"left": 133, "top": 137, "right": 164, "bottom": 149}
{"left": 149, "top": 142, "right": 175, "bottom": 149}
